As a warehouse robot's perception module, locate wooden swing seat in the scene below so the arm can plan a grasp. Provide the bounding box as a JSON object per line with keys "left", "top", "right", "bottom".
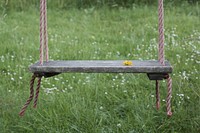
{"left": 29, "top": 60, "right": 172, "bottom": 80}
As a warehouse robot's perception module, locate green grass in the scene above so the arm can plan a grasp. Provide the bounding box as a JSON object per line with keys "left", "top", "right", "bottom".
{"left": 0, "top": 5, "right": 200, "bottom": 133}
{"left": 2, "top": 0, "right": 199, "bottom": 11}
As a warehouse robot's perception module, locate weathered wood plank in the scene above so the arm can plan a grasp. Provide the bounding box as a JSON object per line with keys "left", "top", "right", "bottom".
{"left": 29, "top": 60, "right": 173, "bottom": 74}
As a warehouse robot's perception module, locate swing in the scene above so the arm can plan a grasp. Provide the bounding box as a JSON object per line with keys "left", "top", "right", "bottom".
{"left": 19, "top": 0, "right": 173, "bottom": 116}
{"left": 30, "top": 60, "right": 172, "bottom": 80}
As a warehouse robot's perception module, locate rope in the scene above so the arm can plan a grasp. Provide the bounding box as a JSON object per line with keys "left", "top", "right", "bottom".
{"left": 40, "top": 0, "right": 49, "bottom": 65}
{"left": 43, "top": 0, "right": 49, "bottom": 62}
{"left": 39, "top": 0, "right": 44, "bottom": 65}
{"left": 156, "top": 80, "right": 160, "bottom": 110}
{"left": 33, "top": 77, "right": 42, "bottom": 108}
{"left": 166, "top": 74, "right": 173, "bottom": 116}
{"left": 158, "top": 0, "right": 165, "bottom": 65}
{"left": 19, "top": 0, "right": 48, "bottom": 117}
{"left": 19, "top": 74, "right": 36, "bottom": 116}
{"left": 19, "top": 74, "right": 42, "bottom": 116}
{"left": 158, "top": 0, "right": 173, "bottom": 116}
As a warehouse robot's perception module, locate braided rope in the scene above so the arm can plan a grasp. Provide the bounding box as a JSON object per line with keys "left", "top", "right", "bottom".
{"left": 155, "top": 0, "right": 164, "bottom": 113}
{"left": 158, "top": 0, "right": 173, "bottom": 116}
{"left": 39, "top": 0, "right": 44, "bottom": 65}
{"left": 33, "top": 77, "right": 42, "bottom": 108}
{"left": 166, "top": 75, "right": 173, "bottom": 116}
{"left": 156, "top": 80, "right": 160, "bottom": 110}
{"left": 158, "top": 0, "right": 165, "bottom": 65}
{"left": 43, "top": 0, "right": 49, "bottom": 62}
{"left": 19, "top": 0, "right": 47, "bottom": 116}
{"left": 19, "top": 74, "right": 36, "bottom": 116}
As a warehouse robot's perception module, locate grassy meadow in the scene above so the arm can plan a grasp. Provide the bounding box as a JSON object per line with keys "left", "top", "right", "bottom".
{"left": 0, "top": 3, "right": 200, "bottom": 133}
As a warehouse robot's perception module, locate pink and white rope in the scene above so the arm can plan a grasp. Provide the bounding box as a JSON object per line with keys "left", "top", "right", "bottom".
{"left": 158, "top": 0, "right": 173, "bottom": 116}
{"left": 40, "top": 0, "right": 49, "bottom": 65}
{"left": 33, "top": 77, "right": 42, "bottom": 108}
{"left": 156, "top": 80, "right": 160, "bottom": 110}
{"left": 19, "top": 75, "right": 42, "bottom": 116}
{"left": 19, "top": 0, "right": 48, "bottom": 116}
{"left": 166, "top": 75, "right": 173, "bottom": 116}
{"left": 158, "top": 0, "right": 165, "bottom": 65}
{"left": 39, "top": 0, "right": 44, "bottom": 65}
{"left": 19, "top": 74, "right": 36, "bottom": 116}
{"left": 43, "top": 0, "right": 49, "bottom": 62}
